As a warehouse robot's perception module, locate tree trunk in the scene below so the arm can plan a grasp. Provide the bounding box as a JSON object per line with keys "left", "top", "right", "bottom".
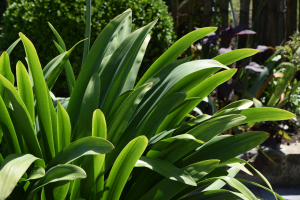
{"left": 276, "top": 0, "right": 286, "bottom": 45}
{"left": 286, "top": 0, "right": 297, "bottom": 41}
{"left": 172, "top": 0, "right": 179, "bottom": 36}
{"left": 238, "top": 0, "right": 251, "bottom": 49}
{"left": 202, "top": 0, "right": 213, "bottom": 58}
{"left": 220, "top": 0, "right": 229, "bottom": 47}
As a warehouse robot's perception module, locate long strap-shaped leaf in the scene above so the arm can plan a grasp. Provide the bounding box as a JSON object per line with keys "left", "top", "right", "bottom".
{"left": 57, "top": 101, "right": 71, "bottom": 152}
{"left": 0, "top": 95, "right": 21, "bottom": 154}
{"left": 6, "top": 38, "right": 21, "bottom": 55}
{"left": 136, "top": 27, "right": 218, "bottom": 87}
{"left": 46, "top": 136, "right": 114, "bottom": 170}
{"left": 72, "top": 110, "right": 108, "bottom": 200}
{"left": 19, "top": 33, "right": 55, "bottom": 160}
{"left": 139, "top": 160, "right": 219, "bottom": 200}
{"left": 135, "top": 156, "right": 196, "bottom": 186}
{"left": 98, "top": 20, "right": 157, "bottom": 117}
{"left": 67, "top": 10, "right": 132, "bottom": 127}
{"left": 103, "top": 136, "right": 148, "bottom": 200}
{"left": 158, "top": 69, "right": 237, "bottom": 132}
{"left": 180, "top": 189, "right": 246, "bottom": 200}
{"left": 0, "top": 52, "right": 14, "bottom": 106}
{"left": 121, "top": 34, "right": 151, "bottom": 94}
{"left": 0, "top": 154, "right": 41, "bottom": 200}
{"left": 107, "top": 83, "right": 152, "bottom": 145}
{"left": 26, "top": 165, "right": 86, "bottom": 200}
{"left": 45, "top": 39, "right": 86, "bottom": 90}
{"left": 213, "top": 107, "right": 295, "bottom": 124}
{"left": 177, "top": 131, "right": 269, "bottom": 167}
{"left": 267, "top": 65, "right": 295, "bottom": 107}
{"left": 16, "top": 61, "right": 35, "bottom": 123}
{"left": 0, "top": 75, "right": 43, "bottom": 165}
{"left": 212, "top": 48, "right": 258, "bottom": 65}
{"left": 81, "top": 0, "right": 91, "bottom": 65}
{"left": 72, "top": 74, "right": 101, "bottom": 141}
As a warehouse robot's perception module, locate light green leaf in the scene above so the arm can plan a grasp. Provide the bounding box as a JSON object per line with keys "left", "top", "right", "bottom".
{"left": 27, "top": 165, "right": 86, "bottom": 200}
{"left": 136, "top": 27, "right": 218, "bottom": 87}
{"left": 268, "top": 65, "right": 295, "bottom": 107}
{"left": 45, "top": 39, "right": 86, "bottom": 90}
{"left": 16, "top": 61, "right": 35, "bottom": 123}
{"left": 212, "top": 49, "right": 258, "bottom": 65}
{"left": 0, "top": 51, "right": 14, "bottom": 106}
{"left": 103, "top": 136, "right": 148, "bottom": 200}
{"left": 177, "top": 132, "right": 269, "bottom": 167}
{"left": 180, "top": 189, "right": 246, "bottom": 200}
{"left": 220, "top": 177, "right": 256, "bottom": 200}
{"left": 72, "top": 74, "right": 100, "bottom": 141}
{"left": 184, "top": 114, "right": 246, "bottom": 142}
{"left": 57, "top": 101, "right": 71, "bottom": 152}
{"left": 121, "top": 34, "right": 151, "bottom": 93}
{"left": 46, "top": 137, "right": 114, "bottom": 170}
{"left": 6, "top": 38, "right": 21, "bottom": 55}
{"left": 48, "top": 22, "right": 66, "bottom": 51}
{"left": 98, "top": 20, "right": 157, "bottom": 117}
{"left": 107, "top": 83, "right": 152, "bottom": 145}
{"left": 67, "top": 10, "right": 132, "bottom": 128}
{"left": 216, "top": 99, "right": 253, "bottom": 113}
{"left": 135, "top": 156, "right": 196, "bottom": 186}
{"left": 0, "top": 154, "right": 41, "bottom": 200}
{"left": 139, "top": 160, "right": 219, "bottom": 200}
{"left": 19, "top": 33, "right": 55, "bottom": 161}
{"left": 0, "top": 75, "right": 43, "bottom": 165}
{"left": 0, "top": 95, "right": 21, "bottom": 154}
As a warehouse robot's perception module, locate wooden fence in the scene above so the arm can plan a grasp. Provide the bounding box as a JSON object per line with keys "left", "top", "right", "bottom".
{"left": 171, "top": 0, "right": 298, "bottom": 51}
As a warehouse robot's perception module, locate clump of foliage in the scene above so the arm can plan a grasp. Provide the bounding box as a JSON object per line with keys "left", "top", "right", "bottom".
{"left": 0, "top": 0, "right": 174, "bottom": 96}
{"left": 0, "top": 4, "right": 295, "bottom": 200}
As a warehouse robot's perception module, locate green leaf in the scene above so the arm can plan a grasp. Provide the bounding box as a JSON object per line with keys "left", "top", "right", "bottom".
{"left": 16, "top": 61, "right": 35, "bottom": 123}
{"left": 267, "top": 65, "right": 295, "bottom": 107}
{"left": 107, "top": 83, "right": 152, "bottom": 145}
{"left": 136, "top": 27, "right": 218, "bottom": 87}
{"left": 72, "top": 74, "right": 100, "bottom": 141}
{"left": 212, "top": 49, "right": 258, "bottom": 65}
{"left": 0, "top": 75, "right": 43, "bottom": 165}
{"left": 181, "top": 189, "right": 246, "bottom": 200}
{"left": 53, "top": 41, "right": 75, "bottom": 95}
{"left": 0, "top": 51, "right": 14, "bottom": 106}
{"left": 79, "top": 109, "right": 107, "bottom": 199}
{"left": 0, "top": 95, "right": 21, "bottom": 154}
{"left": 26, "top": 165, "right": 86, "bottom": 200}
{"left": 103, "top": 136, "right": 148, "bottom": 200}
{"left": 121, "top": 34, "right": 151, "bottom": 94}
{"left": 0, "top": 154, "right": 41, "bottom": 200}
{"left": 139, "top": 160, "right": 219, "bottom": 200}
{"left": 6, "top": 38, "right": 21, "bottom": 55}
{"left": 48, "top": 22, "right": 66, "bottom": 51}
{"left": 237, "top": 179, "right": 285, "bottom": 200}
{"left": 22, "top": 166, "right": 45, "bottom": 181}
{"left": 184, "top": 114, "right": 246, "bottom": 142}
{"left": 98, "top": 20, "right": 157, "bottom": 117}
{"left": 19, "top": 33, "right": 55, "bottom": 160}
{"left": 216, "top": 99, "right": 253, "bottom": 114}
{"left": 135, "top": 156, "right": 196, "bottom": 186}
{"left": 57, "top": 101, "right": 71, "bottom": 152}
{"left": 46, "top": 136, "right": 114, "bottom": 170}
{"left": 81, "top": 0, "right": 91, "bottom": 64}
{"left": 67, "top": 10, "right": 132, "bottom": 128}
{"left": 213, "top": 107, "right": 295, "bottom": 124}
{"left": 220, "top": 177, "right": 256, "bottom": 200}
{"left": 158, "top": 69, "right": 237, "bottom": 132}
{"left": 177, "top": 131, "right": 269, "bottom": 167}
{"left": 45, "top": 39, "right": 86, "bottom": 90}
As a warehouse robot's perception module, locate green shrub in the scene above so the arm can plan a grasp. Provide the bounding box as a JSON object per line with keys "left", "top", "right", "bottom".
{"left": 0, "top": 5, "right": 295, "bottom": 200}
{"left": 0, "top": 0, "right": 174, "bottom": 96}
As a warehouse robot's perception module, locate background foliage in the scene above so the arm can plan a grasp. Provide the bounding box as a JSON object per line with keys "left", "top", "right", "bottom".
{"left": 0, "top": 0, "right": 174, "bottom": 96}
